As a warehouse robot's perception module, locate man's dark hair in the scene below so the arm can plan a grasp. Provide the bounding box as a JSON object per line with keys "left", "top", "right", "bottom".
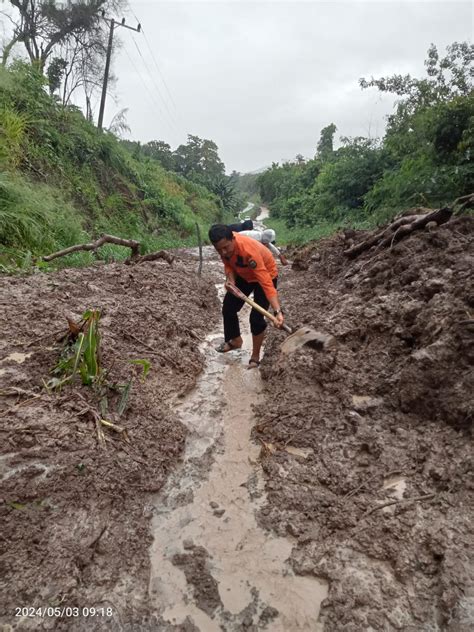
{"left": 208, "top": 224, "right": 233, "bottom": 243}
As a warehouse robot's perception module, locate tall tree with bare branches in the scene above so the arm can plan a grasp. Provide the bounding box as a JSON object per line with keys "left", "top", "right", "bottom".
{"left": 2, "top": 1, "right": 124, "bottom": 107}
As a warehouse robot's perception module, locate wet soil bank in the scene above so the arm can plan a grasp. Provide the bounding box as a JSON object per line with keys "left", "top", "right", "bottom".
{"left": 0, "top": 260, "right": 219, "bottom": 630}
{"left": 256, "top": 215, "right": 473, "bottom": 631}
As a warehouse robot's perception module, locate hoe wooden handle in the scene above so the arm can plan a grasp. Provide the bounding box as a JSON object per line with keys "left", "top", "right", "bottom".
{"left": 226, "top": 282, "right": 292, "bottom": 334}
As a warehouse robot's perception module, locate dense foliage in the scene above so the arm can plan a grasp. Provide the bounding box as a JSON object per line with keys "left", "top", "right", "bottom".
{"left": 121, "top": 134, "right": 243, "bottom": 214}
{"left": 0, "top": 62, "right": 225, "bottom": 269}
{"left": 258, "top": 43, "right": 473, "bottom": 229}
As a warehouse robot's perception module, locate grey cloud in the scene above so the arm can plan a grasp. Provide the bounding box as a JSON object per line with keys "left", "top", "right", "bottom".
{"left": 111, "top": 1, "right": 473, "bottom": 172}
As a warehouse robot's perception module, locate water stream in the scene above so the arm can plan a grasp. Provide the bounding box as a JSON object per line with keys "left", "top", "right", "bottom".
{"left": 149, "top": 302, "right": 327, "bottom": 628}
{"left": 148, "top": 207, "right": 327, "bottom": 629}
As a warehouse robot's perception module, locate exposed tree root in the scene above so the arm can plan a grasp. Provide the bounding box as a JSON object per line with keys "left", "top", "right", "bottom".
{"left": 344, "top": 206, "right": 453, "bottom": 259}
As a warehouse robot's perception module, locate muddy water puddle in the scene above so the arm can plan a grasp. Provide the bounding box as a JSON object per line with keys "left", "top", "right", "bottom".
{"left": 383, "top": 475, "right": 407, "bottom": 501}
{"left": 149, "top": 303, "right": 327, "bottom": 630}
{"left": 0, "top": 352, "right": 33, "bottom": 377}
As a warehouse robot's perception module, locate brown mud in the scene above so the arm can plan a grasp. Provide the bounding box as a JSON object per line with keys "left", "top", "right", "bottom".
{"left": 257, "top": 215, "right": 473, "bottom": 631}
{"left": 0, "top": 259, "right": 219, "bottom": 630}
{"left": 1, "top": 212, "right": 473, "bottom": 631}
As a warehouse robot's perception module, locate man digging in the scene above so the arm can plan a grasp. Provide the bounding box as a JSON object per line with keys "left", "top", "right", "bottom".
{"left": 209, "top": 224, "right": 285, "bottom": 368}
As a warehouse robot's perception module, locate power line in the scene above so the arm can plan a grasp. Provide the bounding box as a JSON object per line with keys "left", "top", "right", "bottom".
{"left": 122, "top": 43, "right": 183, "bottom": 147}
{"left": 122, "top": 44, "right": 168, "bottom": 128}
{"left": 131, "top": 38, "right": 178, "bottom": 129}
{"left": 142, "top": 28, "right": 178, "bottom": 112}
{"left": 128, "top": 7, "right": 181, "bottom": 117}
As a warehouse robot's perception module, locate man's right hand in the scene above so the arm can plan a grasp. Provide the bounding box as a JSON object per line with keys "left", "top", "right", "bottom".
{"left": 273, "top": 312, "right": 285, "bottom": 328}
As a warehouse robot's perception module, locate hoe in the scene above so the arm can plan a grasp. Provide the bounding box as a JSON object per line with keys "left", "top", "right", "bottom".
{"left": 226, "top": 282, "right": 335, "bottom": 354}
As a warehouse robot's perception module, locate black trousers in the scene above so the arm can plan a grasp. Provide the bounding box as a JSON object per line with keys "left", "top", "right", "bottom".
{"left": 223, "top": 276, "right": 278, "bottom": 341}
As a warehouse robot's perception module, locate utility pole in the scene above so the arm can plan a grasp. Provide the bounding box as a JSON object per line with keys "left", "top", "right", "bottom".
{"left": 98, "top": 15, "right": 141, "bottom": 131}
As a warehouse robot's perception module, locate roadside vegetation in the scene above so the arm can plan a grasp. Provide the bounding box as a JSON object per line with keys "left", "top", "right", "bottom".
{"left": 256, "top": 42, "right": 473, "bottom": 243}
{"left": 0, "top": 62, "right": 237, "bottom": 272}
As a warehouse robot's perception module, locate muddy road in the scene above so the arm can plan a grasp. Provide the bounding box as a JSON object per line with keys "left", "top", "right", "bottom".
{"left": 1, "top": 212, "right": 473, "bottom": 631}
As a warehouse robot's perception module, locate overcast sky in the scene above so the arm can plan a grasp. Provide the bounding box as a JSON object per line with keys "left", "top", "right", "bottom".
{"left": 3, "top": 1, "right": 473, "bottom": 173}
{"left": 106, "top": 0, "right": 472, "bottom": 173}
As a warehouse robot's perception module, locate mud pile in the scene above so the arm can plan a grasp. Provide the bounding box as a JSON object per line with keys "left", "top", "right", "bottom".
{"left": 256, "top": 216, "right": 473, "bottom": 630}
{"left": 0, "top": 260, "right": 219, "bottom": 629}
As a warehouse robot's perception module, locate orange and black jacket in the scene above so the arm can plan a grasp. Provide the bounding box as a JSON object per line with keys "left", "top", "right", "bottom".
{"left": 221, "top": 233, "right": 278, "bottom": 300}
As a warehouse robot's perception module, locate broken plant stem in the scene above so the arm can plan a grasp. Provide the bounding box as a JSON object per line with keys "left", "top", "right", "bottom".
{"left": 362, "top": 493, "right": 435, "bottom": 518}
{"left": 100, "top": 418, "right": 125, "bottom": 433}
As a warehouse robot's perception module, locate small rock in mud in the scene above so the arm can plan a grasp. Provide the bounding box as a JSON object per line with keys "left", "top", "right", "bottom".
{"left": 352, "top": 395, "right": 384, "bottom": 412}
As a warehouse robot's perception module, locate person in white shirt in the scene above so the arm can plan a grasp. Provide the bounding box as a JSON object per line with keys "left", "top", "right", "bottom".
{"left": 238, "top": 229, "right": 289, "bottom": 265}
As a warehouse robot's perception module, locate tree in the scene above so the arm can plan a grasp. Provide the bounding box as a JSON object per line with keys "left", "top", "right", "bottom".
{"left": 141, "top": 140, "right": 174, "bottom": 170}
{"left": 360, "top": 42, "right": 474, "bottom": 123}
{"left": 208, "top": 175, "right": 240, "bottom": 213}
{"left": 53, "top": 29, "right": 112, "bottom": 107}
{"left": 2, "top": 1, "right": 123, "bottom": 108}
{"left": 46, "top": 55, "right": 67, "bottom": 94}
{"left": 173, "top": 134, "right": 225, "bottom": 183}
{"left": 316, "top": 123, "right": 337, "bottom": 160}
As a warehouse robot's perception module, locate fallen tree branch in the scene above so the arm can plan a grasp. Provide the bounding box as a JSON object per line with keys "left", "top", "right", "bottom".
{"left": 43, "top": 235, "right": 174, "bottom": 265}
{"left": 127, "top": 250, "right": 174, "bottom": 265}
{"left": 344, "top": 207, "right": 452, "bottom": 258}
{"left": 100, "top": 418, "right": 126, "bottom": 434}
{"left": 88, "top": 525, "right": 108, "bottom": 550}
{"left": 43, "top": 234, "right": 140, "bottom": 262}
{"left": 378, "top": 207, "right": 452, "bottom": 249}
{"left": 452, "top": 192, "right": 474, "bottom": 214}
{"left": 343, "top": 467, "right": 406, "bottom": 500}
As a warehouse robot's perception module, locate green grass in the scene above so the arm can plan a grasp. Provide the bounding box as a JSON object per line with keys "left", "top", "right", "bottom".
{"left": 0, "top": 63, "right": 228, "bottom": 274}
{"left": 265, "top": 206, "right": 407, "bottom": 247}
{"left": 264, "top": 217, "right": 345, "bottom": 246}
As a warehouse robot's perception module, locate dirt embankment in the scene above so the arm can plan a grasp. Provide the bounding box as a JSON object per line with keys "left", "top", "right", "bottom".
{"left": 256, "top": 215, "right": 473, "bottom": 631}
{"left": 0, "top": 260, "right": 219, "bottom": 629}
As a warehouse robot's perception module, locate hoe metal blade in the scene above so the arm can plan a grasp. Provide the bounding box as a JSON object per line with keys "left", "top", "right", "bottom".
{"left": 280, "top": 327, "right": 335, "bottom": 355}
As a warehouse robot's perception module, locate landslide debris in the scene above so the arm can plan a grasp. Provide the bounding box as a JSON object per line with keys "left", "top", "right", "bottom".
{"left": 256, "top": 215, "right": 473, "bottom": 631}
{"left": 0, "top": 260, "right": 219, "bottom": 629}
